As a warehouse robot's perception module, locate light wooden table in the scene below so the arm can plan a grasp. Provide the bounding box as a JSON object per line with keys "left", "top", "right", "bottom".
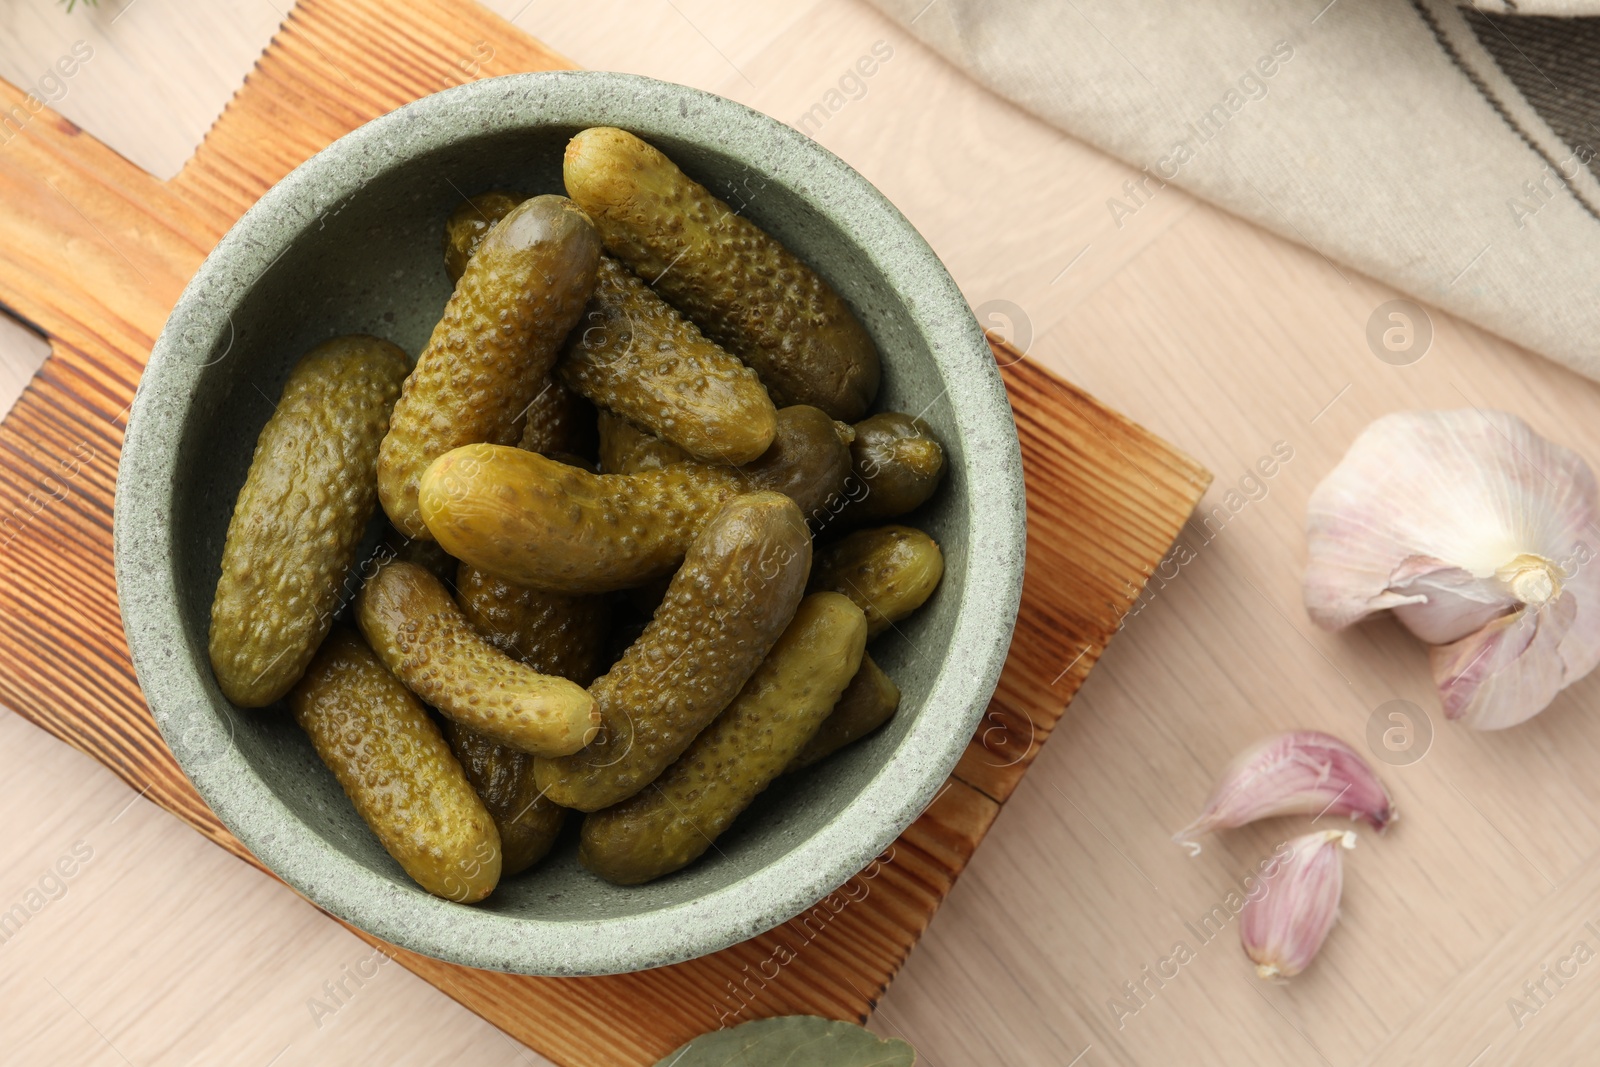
{"left": 4, "top": 1, "right": 1600, "bottom": 1064}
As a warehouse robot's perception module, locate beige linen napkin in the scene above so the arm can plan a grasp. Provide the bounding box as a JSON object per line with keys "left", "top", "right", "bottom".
{"left": 869, "top": 0, "right": 1600, "bottom": 380}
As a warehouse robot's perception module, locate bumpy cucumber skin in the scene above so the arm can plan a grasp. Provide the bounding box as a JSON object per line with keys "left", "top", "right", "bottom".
{"left": 596, "top": 407, "right": 854, "bottom": 517}
{"left": 849, "top": 412, "right": 946, "bottom": 523}
{"left": 379, "top": 195, "right": 601, "bottom": 539}
{"left": 455, "top": 562, "right": 609, "bottom": 685}
{"left": 787, "top": 652, "right": 900, "bottom": 771}
{"left": 440, "top": 193, "right": 598, "bottom": 460}
{"left": 355, "top": 560, "right": 599, "bottom": 756}
{"left": 559, "top": 256, "right": 776, "bottom": 464}
{"left": 518, "top": 376, "right": 597, "bottom": 459}
{"left": 423, "top": 444, "right": 733, "bottom": 594}
{"left": 809, "top": 525, "right": 944, "bottom": 638}
{"left": 209, "top": 335, "right": 410, "bottom": 708}
{"left": 449, "top": 560, "right": 607, "bottom": 875}
{"left": 563, "top": 127, "right": 880, "bottom": 421}
{"left": 581, "top": 592, "right": 867, "bottom": 884}
{"left": 418, "top": 406, "right": 845, "bottom": 594}
{"left": 597, "top": 409, "right": 689, "bottom": 473}
{"left": 291, "top": 628, "right": 502, "bottom": 902}
{"left": 441, "top": 720, "right": 565, "bottom": 876}
{"left": 442, "top": 190, "right": 526, "bottom": 282}
{"left": 535, "top": 492, "right": 812, "bottom": 812}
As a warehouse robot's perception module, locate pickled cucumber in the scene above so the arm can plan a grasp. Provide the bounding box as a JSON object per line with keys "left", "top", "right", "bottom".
{"left": 355, "top": 560, "right": 599, "bottom": 756}
{"left": 597, "top": 409, "right": 688, "bottom": 473}
{"left": 440, "top": 194, "right": 598, "bottom": 460}
{"left": 291, "top": 628, "right": 501, "bottom": 902}
{"left": 455, "top": 562, "right": 609, "bottom": 686}
{"left": 379, "top": 195, "right": 601, "bottom": 538}
{"left": 808, "top": 525, "right": 944, "bottom": 637}
{"left": 787, "top": 653, "right": 900, "bottom": 771}
{"left": 441, "top": 720, "right": 565, "bottom": 876}
{"left": 559, "top": 256, "right": 776, "bottom": 464}
{"left": 580, "top": 592, "right": 866, "bottom": 884}
{"left": 209, "top": 334, "right": 410, "bottom": 707}
{"left": 848, "top": 412, "right": 945, "bottom": 523}
{"left": 535, "top": 492, "right": 812, "bottom": 811}
{"left": 442, "top": 190, "right": 526, "bottom": 282}
{"left": 419, "top": 406, "right": 846, "bottom": 594}
{"left": 564, "top": 127, "right": 880, "bottom": 421}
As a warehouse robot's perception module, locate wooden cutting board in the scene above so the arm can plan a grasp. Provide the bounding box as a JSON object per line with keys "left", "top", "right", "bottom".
{"left": 0, "top": 0, "right": 1209, "bottom": 1063}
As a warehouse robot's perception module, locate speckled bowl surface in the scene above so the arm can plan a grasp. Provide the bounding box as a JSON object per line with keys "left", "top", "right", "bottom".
{"left": 114, "top": 70, "right": 1025, "bottom": 976}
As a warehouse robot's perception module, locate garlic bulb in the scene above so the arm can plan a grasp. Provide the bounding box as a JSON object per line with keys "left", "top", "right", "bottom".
{"left": 1240, "top": 829, "right": 1354, "bottom": 981}
{"left": 1173, "top": 731, "right": 1394, "bottom": 855}
{"left": 1305, "top": 409, "right": 1600, "bottom": 729}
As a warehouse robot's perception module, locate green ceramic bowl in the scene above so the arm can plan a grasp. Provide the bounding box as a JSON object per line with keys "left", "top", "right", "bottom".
{"left": 114, "top": 71, "right": 1025, "bottom": 976}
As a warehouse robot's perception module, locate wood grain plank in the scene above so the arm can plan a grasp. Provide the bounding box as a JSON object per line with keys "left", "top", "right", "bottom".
{"left": 952, "top": 347, "right": 1209, "bottom": 804}
{"left": 1355, "top": 841, "right": 1600, "bottom": 1066}
{"left": 0, "top": 1, "right": 1208, "bottom": 1062}
{"left": 168, "top": 0, "right": 575, "bottom": 220}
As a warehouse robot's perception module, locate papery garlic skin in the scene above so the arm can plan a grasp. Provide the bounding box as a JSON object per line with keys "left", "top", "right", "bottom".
{"left": 1173, "top": 731, "right": 1393, "bottom": 856}
{"left": 1432, "top": 597, "right": 1573, "bottom": 729}
{"left": 1240, "top": 829, "right": 1354, "bottom": 980}
{"left": 1304, "top": 409, "right": 1600, "bottom": 729}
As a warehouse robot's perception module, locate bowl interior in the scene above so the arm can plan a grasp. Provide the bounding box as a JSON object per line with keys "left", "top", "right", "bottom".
{"left": 131, "top": 73, "right": 1020, "bottom": 974}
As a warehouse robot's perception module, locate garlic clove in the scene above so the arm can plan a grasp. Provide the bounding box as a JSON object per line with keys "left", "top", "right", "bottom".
{"left": 1305, "top": 409, "right": 1600, "bottom": 727}
{"left": 1240, "top": 829, "right": 1354, "bottom": 981}
{"left": 1432, "top": 595, "right": 1574, "bottom": 729}
{"left": 1172, "top": 731, "right": 1394, "bottom": 855}
{"left": 1385, "top": 556, "right": 1519, "bottom": 644}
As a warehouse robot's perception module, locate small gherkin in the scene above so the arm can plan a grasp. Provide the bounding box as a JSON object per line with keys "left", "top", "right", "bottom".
{"left": 581, "top": 592, "right": 867, "bottom": 884}
{"left": 379, "top": 194, "right": 600, "bottom": 539}
{"left": 355, "top": 560, "right": 600, "bottom": 757}
{"left": 809, "top": 525, "right": 944, "bottom": 638}
{"left": 440, "top": 191, "right": 600, "bottom": 461}
{"left": 208, "top": 334, "right": 409, "bottom": 707}
{"left": 564, "top": 126, "right": 880, "bottom": 422}
{"left": 534, "top": 492, "right": 813, "bottom": 812}
{"left": 559, "top": 255, "right": 776, "bottom": 465}
{"left": 845, "top": 411, "right": 946, "bottom": 524}
{"left": 418, "top": 407, "right": 847, "bottom": 594}
{"left": 292, "top": 628, "right": 503, "bottom": 903}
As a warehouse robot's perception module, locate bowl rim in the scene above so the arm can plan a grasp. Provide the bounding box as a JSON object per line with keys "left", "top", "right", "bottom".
{"left": 113, "top": 69, "right": 1026, "bottom": 976}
